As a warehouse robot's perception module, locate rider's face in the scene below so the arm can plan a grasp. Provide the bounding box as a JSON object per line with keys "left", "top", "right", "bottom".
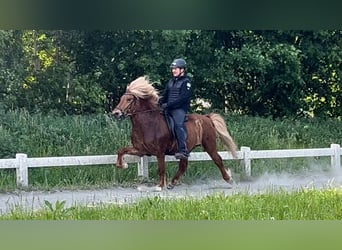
{"left": 171, "top": 67, "right": 184, "bottom": 77}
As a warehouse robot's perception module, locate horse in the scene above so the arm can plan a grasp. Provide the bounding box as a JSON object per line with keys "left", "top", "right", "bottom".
{"left": 112, "top": 76, "right": 238, "bottom": 190}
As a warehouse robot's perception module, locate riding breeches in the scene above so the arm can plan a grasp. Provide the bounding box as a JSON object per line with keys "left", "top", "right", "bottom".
{"left": 169, "top": 109, "right": 188, "bottom": 153}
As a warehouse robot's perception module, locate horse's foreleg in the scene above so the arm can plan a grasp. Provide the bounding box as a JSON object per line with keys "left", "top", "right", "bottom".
{"left": 168, "top": 159, "right": 188, "bottom": 189}
{"left": 156, "top": 155, "right": 167, "bottom": 189}
{"left": 116, "top": 146, "right": 142, "bottom": 169}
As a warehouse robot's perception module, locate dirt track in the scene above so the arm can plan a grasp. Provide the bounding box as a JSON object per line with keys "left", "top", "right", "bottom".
{"left": 0, "top": 167, "right": 341, "bottom": 215}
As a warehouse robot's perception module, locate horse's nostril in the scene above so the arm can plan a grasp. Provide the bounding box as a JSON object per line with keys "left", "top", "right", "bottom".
{"left": 112, "top": 110, "right": 122, "bottom": 118}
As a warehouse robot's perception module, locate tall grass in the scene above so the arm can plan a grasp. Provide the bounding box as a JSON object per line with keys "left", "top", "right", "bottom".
{"left": 0, "top": 109, "right": 131, "bottom": 157}
{"left": 227, "top": 114, "right": 342, "bottom": 150}
{"left": 0, "top": 109, "right": 341, "bottom": 190}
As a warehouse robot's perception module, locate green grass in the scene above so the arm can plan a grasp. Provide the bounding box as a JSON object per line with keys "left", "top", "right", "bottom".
{"left": 227, "top": 114, "right": 342, "bottom": 150}
{"left": 0, "top": 109, "right": 341, "bottom": 190}
{"left": 2, "top": 189, "right": 342, "bottom": 220}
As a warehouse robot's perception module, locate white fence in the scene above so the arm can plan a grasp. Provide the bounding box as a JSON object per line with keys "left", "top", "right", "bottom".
{"left": 0, "top": 144, "right": 341, "bottom": 188}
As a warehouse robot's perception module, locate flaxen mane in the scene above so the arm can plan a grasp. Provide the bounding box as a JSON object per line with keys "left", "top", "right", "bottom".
{"left": 126, "top": 76, "right": 159, "bottom": 105}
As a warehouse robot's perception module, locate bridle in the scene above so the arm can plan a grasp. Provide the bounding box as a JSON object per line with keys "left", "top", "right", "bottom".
{"left": 115, "top": 93, "right": 160, "bottom": 117}
{"left": 119, "top": 93, "right": 137, "bottom": 116}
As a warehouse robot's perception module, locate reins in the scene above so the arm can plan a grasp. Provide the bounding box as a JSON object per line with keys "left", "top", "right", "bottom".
{"left": 126, "top": 109, "right": 160, "bottom": 116}
{"left": 120, "top": 93, "right": 160, "bottom": 117}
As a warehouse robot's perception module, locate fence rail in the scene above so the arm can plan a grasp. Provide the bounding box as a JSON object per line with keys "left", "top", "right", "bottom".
{"left": 0, "top": 144, "right": 341, "bottom": 188}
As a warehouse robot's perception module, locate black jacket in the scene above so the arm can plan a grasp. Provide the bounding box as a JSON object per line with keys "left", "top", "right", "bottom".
{"left": 160, "top": 75, "right": 192, "bottom": 112}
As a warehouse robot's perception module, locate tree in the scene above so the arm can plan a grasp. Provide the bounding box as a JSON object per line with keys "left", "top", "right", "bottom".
{"left": 0, "top": 30, "right": 341, "bottom": 118}
{"left": 0, "top": 30, "right": 26, "bottom": 111}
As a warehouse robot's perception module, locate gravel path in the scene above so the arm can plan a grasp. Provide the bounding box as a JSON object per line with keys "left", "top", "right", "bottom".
{"left": 0, "top": 167, "right": 341, "bottom": 215}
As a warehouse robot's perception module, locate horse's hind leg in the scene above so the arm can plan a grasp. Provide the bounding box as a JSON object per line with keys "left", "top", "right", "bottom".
{"left": 168, "top": 159, "right": 188, "bottom": 189}
{"left": 205, "top": 147, "right": 233, "bottom": 184}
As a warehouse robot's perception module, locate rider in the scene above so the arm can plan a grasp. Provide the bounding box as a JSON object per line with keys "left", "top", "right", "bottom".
{"left": 160, "top": 58, "right": 192, "bottom": 160}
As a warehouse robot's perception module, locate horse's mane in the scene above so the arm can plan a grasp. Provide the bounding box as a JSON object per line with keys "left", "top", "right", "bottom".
{"left": 126, "top": 76, "right": 159, "bottom": 105}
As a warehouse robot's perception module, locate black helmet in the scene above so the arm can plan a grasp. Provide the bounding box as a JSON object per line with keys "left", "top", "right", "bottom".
{"left": 170, "top": 58, "right": 186, "bottom": 69}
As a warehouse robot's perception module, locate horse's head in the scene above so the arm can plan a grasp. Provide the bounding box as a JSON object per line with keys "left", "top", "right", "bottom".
{"left": 112, "top": 93, "right": 137, "bottom": 119}
{"left": 112, "top": 76, "right": 160, "bottom": 119}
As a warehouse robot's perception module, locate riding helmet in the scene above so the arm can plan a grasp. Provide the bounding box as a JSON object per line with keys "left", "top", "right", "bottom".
{"left": 170, "top": 58, "right": 187, "bottom": 69}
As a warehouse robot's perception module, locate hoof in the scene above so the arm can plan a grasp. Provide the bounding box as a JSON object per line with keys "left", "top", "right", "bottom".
{"left": 117, "top": 163, "right": 128, "bottom": 169}
{"left": 116, "top": 162, "right": 128, "bottom": 169}
{"left": 167, "top": 183, "right": 175, "bottom": 190}
{"left": 226, "top": 178, "right": 234, "bottom": 185}
{"left": 225, "top": 168, "right": 234, "bottom": 184}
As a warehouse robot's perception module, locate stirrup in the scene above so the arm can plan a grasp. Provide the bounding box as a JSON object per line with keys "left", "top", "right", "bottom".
{"left": 175, "top": 152, "right": 189, "bottom": 160}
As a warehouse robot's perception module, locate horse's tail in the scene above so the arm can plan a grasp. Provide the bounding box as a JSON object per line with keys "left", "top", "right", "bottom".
{"left": 208, "top": 113, "right": 238, "bottom": 158}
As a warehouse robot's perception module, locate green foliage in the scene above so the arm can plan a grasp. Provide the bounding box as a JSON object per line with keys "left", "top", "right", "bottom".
{"left": 43, "top": 200, "right": 72, "bottom": 220}
{"left": 0, "top": 30, "right": 341, "bottom": 118}
{"left": 0, "top": 109, "right": 131, "bottom": 157}
{"left": 3, "top": 189, "right": 342, "bottom": 220}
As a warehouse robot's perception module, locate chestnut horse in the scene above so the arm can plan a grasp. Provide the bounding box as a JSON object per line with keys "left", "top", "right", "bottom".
{"left": 112, "top": 76, "right": 238, "bottom": 190}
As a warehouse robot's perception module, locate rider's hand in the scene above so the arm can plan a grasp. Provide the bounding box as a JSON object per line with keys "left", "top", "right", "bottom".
{"left": 161, "top": 103, "right": 168, "bottom": 110}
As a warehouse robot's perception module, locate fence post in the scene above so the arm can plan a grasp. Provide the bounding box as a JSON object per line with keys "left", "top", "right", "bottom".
{"left": 137, "top": 156, "right": 149, "bottom": 178}
{"left": 16, "top": 153, "right": 28, "bottom": 188}
{"left": 241, "top": 146, "right": 251, "bottom": 177}
{"left": 331, "top": 144, "right": 341, "bottom": 170}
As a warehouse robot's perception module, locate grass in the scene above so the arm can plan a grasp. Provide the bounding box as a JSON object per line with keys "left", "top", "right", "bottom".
{"left": 2, "top": 188, "right": 342, "bottom": 220}
{"left": 227, "top": 114, "right": 342, "bottom": 150}
{"left": 0, "top": 109, "right": 341, "bottom": 190}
